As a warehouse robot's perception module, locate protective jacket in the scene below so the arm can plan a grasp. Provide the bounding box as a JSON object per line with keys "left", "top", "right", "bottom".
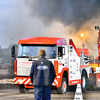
{"left": 30, "top": 57, "right": 56, "bottom": 86}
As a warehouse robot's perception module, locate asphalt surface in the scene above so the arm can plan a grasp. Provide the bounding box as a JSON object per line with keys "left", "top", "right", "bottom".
{"left": 0, "top": 88, "right": 100, "bottom": 100}
{"left": 0, "top": 89, "right": 74, "bottom": 100}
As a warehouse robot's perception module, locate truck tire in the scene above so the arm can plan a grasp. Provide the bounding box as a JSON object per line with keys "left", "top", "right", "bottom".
{"left": 19, "top": 85, "right": 29, "bottom": 93}
{"left": 81, "top": 72, "right": 87, "bottom": 92}
{"left": 57, "top": 78, "right": 67, "bottom": 94}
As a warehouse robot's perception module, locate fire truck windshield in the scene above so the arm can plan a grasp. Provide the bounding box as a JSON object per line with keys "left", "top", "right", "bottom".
{"left": 18, "top": 44, "right": 57, "bottom": 58}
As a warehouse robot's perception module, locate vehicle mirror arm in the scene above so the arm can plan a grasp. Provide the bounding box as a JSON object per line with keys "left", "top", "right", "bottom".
{"left": 58, "top": 56, "right": 63, "bottom": 60}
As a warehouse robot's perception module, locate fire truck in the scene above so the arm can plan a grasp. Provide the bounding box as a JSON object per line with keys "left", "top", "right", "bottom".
{"left": 11, "top": 37, "right": 89, "bottom": 94}
{"left": 88, "top": 26, "right": 100, "bottom": 88}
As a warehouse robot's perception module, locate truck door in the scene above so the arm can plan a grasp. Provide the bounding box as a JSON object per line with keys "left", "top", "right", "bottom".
{"left": 57, "top": 46, "right": 68, "bottom": 73}
{"left": 68, "top": 45, "right": 81, "bottom": 85}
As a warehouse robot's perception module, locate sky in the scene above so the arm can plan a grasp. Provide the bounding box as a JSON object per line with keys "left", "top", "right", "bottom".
{"left": 0, "top": 0, "right": 45, "bottom": 47}
{"left": 0, "top": 0, "right": 100, "bottom": 57}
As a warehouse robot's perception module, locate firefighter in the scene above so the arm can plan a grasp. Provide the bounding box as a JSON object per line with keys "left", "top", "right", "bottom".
{"left": 24, "top": 48, "right": 33, "bottom": 57}
{"left": 23, "top": 48, "right": 30, "bottom": 56}
{"left": 30, "top": 49, "right": 56, "bottom": 100}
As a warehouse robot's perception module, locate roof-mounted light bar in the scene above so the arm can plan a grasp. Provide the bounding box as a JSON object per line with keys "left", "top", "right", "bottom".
{"left": 95, "top": 26, "right": 99, "bottom": 30}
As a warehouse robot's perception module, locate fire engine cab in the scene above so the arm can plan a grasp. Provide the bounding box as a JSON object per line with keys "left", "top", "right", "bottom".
{"left": 11, "top": 37, "right": 89, "bottom": 94}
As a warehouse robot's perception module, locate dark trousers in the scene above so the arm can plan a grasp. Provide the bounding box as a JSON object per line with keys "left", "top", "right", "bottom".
{"left": 34, "top": 86, "right": 51, "bottom": 100}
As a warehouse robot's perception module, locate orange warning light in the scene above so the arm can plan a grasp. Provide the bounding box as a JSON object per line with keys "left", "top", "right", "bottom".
{"left": 80, "top": 34, "right": 84, "bottom": 37}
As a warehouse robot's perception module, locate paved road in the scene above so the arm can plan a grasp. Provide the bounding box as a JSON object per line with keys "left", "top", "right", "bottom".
{"left": 0, "top": 88, "right": 100, "bottom": 100}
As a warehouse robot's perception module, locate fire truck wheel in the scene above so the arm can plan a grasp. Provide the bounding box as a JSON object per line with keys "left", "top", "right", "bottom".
{"left": 81, "top": 72, "right": 87, "bottom": 92}
{"left": 19, "top": 85, "right": 29, "bottom": 93}
{"left": 57, "top": 78, "right": 67, "bottom": 94}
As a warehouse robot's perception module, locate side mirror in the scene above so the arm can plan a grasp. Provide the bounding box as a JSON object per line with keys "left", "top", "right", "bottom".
{"left": 11, "top": 46, "right": 15, "bottom": 57}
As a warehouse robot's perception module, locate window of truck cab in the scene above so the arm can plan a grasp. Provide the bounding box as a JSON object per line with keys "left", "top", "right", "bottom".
{"left": 18, "top": 44, "right": 57, "bottom": 58}
{"left": 58, "top": 46, "right": 65, "bottom": 57}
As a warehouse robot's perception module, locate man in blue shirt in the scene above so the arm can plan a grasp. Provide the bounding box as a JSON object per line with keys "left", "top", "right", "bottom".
{"left": 30, "top": 49, "right": 56, "bottom": 100}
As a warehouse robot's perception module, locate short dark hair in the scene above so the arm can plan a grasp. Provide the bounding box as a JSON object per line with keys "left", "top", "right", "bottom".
{"left": 39, "top": 49, "right": 46, "bottom": 57}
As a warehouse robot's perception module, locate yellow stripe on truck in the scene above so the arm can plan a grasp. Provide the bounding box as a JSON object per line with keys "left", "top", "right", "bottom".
{"left": 89, "top": 63, "right": 99, "bottom": 72}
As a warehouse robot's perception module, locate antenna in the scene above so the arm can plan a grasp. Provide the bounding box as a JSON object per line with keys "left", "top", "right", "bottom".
{"left": 83, "top": 44, "right": 84, "bottom": 48}
{"left": 45, "top": 25, "right": 46, "bottom": 36}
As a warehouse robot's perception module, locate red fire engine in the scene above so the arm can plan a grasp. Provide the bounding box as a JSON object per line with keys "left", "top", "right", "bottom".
{"left": 11, "top": 37, "right": 89, "bottom": 94}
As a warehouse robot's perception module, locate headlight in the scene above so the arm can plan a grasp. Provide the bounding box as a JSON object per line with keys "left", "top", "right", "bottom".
{"left": 17, "top": 79, "right": 22, "bottom": 83}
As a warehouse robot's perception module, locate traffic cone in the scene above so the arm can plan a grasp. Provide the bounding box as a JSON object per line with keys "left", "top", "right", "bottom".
{"left": 74, "top": 84, "right": 83, "bottom": 100}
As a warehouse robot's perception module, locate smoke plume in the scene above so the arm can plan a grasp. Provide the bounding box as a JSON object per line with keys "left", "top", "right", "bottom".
{"left": 24, "top": 0, "right": 100, "bottom": 57}
{"left": 0, "top": 0, "right": 100, "bottom": 57}
{"left": 25, "top": 0, "right": 100, "bottom": 28}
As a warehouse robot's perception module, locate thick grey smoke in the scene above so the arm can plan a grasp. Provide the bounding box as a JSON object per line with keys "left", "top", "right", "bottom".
{"left": 25, "top": 0, "right": 100, "bottom": 30}
{"left": 0, "top": 0, "right": 100, "bottom": 57}
{"left": 24, "top": 0, "right": 100, "bottom": 57}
